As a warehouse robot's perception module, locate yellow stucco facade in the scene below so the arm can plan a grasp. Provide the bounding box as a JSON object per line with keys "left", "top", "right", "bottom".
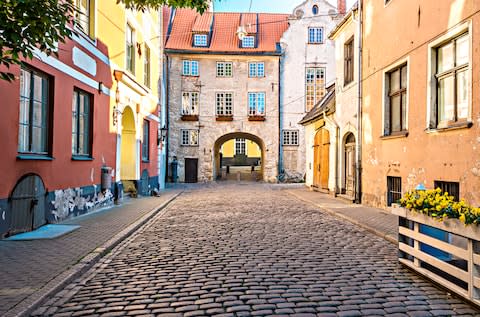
{"left": 221, "top": 139, "right": 261, "bottom": 158}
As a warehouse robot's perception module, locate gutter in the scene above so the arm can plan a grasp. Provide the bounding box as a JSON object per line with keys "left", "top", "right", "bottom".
{"left": 355, "top": 0, "right": 363, "bottom": 204}
{"left": 164, "top": 49, "right": 283, "bottom": 57}
{"left": 278, "top": 54, "right": 283, "bottom": 178}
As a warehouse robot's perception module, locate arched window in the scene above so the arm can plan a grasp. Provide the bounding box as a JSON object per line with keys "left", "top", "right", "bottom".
{"left": 312, "top": 5, "right": 319, "bottom": 15}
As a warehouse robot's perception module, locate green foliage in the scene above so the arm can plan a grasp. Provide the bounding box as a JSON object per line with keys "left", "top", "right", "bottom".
{"left": 0, "top": 0, "right": 75, "bottom": 81}
{"left": 399, "top": 188, "right": 480, "bottom": 225}
{"left": 119, "top": 0, "right": 209, "bottom": 12}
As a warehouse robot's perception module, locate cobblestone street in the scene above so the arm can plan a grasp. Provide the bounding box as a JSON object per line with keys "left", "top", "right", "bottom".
{"left": 35, "top": 185, "right": 480, "bottom": 316}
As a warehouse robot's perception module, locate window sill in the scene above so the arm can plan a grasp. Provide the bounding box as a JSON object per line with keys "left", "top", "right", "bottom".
{"left": 180, "top": 144, "right": 199, "bottom": 147}
{"left": 308, "top": 42, "right": 324, "bottom": 45}
{"left": 426, "top": 121, "right": 473, "bottom": 133}
{"left": 17, "top": 154, "right": 54, "bottom": 161}
{"left": 142, "top": 159, "right": 150, "bottom": 163}
{"left": 72, "top": 156, "right": 94, "bottom": 161}
{"left": 216, "top": 116, "right": 233, "bottom": 121}
{"left": 182, "top": 75, "right": 200, "bottom": 77}
{"left": 283, "top": 144, "right": 299, "bottom": 147}
{"left": 248, "top": 115, "right": 266, "bottom": 121}
{"left": 181, "top": 114, "right": 199, "bottom": 121}
{"left": 380, "top": 131, "right": 409, "bottom": 140}
{"left": 73, "top": 25, "right": 97, "bottom": 45}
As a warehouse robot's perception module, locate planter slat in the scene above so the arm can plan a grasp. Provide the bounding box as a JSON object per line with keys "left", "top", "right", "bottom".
{"left": 399, "top": 242, "right": 469, "bottom": 283}
{"left": 399, "top": 226, "right": 468, "bottom": 259}
{"left": 399, "top": 258, "right": 469, "bottom": 298}
{"left": 473, "top": 253, "right": 480, "bottom": 266}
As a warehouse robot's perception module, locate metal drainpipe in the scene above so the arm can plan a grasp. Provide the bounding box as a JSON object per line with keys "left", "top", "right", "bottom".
{"left": 355, "top": 1, "right": 363, "bottom": 204}
{"left": 165, "top": 55, "right": 170, "bottom": 184}
{"left": 278, "top": 56, "right": 283, "bottom": 179}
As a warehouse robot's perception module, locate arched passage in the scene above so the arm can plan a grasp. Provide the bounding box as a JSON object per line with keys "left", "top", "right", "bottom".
{"left": 120, "top": 106, "right": 137, "bottom": 182}
{"left": 213, "top": 132, "right": 265, "bottom": 182}
{"left": 343, "top": 132, "right": 356, "bottom": 197}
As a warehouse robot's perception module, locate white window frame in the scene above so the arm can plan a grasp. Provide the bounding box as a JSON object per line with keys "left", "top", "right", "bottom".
{"left": 126, "top": 23, "right": 135, "bottom": 74}
{"left": 308, "top": 27, "right": 323, "bottom": 44}
{"left": 283, "top": 130, "right": 299, "bottom": 146}
{"left": 193, "top": 34, "right": 208, "bottom": 47}
{"left": 305, "top": 67, "right": 325, "bottom": 111}
{"left": 242, "top": 36, "right": 255, "bottom": 48}
{"left": 181, "top": 129, "right": 199, "bottom": 146}
{"left": 381, "top": 57, "right": 409, "bottom": 136}
{"left": 235, "top": 138, "right": 247, "bottom": 155}
{"left": 181, "top": 92, "right": 199, "bottom": 115}
{"left": 248, "top": 62, "right": 265, "bottom": 78}
{"left": 216, "top": 62, "right": 233, "bottom": 77}
{"left": 248, "top": 92, "right": 266, "bottom": 116}
{"left": 427, "top": 21, "right": 472, "bottom": 131}
{"left": 182, "top": 60, "right": 199, "bottom": 76}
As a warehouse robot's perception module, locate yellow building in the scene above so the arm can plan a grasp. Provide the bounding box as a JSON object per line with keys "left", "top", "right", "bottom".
{"left": 220, "top": 139, "right": 261, "bottom": 167}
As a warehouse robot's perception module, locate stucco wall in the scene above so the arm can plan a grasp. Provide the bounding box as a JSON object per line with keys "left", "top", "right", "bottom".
{"left": 361, "top": 0, "right": 480, "bottom": 207}
{"left": 167, "top": 54, "right": 280, "bottom": 182}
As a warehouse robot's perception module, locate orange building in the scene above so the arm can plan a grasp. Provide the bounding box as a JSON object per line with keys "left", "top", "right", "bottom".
{"left": 361, "top": 0, "right": 480, "bottom": 208}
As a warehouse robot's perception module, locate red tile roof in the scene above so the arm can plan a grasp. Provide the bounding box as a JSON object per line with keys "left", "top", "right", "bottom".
{"left": 165, "top": 9, "right": 289, "bottom": 53}
{"left": 192, "top": 12, "right": 213, "bottom": 33}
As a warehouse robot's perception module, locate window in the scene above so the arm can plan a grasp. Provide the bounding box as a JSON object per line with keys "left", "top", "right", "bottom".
{"left": 182, "top": 92, "right": 199, "bottom": 115}
{"left": 182, "top": 60, "right": 199, "bottom": 76}
{"left": 142, "top": 120, "right": 149, "bottom": 161}
{"left": 434, "top": 33, "right": 469, "bottom": 128}
{"left": 387, "top": 176, "right": 402, "bottom": 206}
{"left": 434, "top": 181, "right": 460, "bottom": 201}
{"left": 248, "top": 62, "right": 265, "bottom": 78}
{"left": 216, "top": 92, "right": 233, "bottom": 116}
{"left": 72, "top": 89, "right": 92, "bottom": 156}
{"left": 193, "top": 34, "right": 208, "bottom": 47}
{"left": 384, "top": 64, "right": 408, "bottom": 135}
{"left": 235, "top": 138, "right": 246, "bottom": 155}
{"left": 144, "top": 45, "right": 151, "bottom": 88}
{"left": 248, "top": 92, "right": 265, "bottom": 116}
{"left": 344, "top": 38, "right": 354, "bottom": 85}
{"left": 181, "top": 129, "right": 199, "bottom": 146}
{"left": 216, "top": 62, "right": 233, "bottom": 77}
{"left": 75, "top": 0, "right": 92, "bottom": 37}
{"left": 126, "top": 24, "right": 135, "bottom": 74}
{"left": 283, "top": 130, "right": 299, "bottom": 146}
{"left": 305, "top": 67, "right": 325, "bottom": 111}
{"left": 242, "top": 36, "right": 255, "bottom": 48}
{"left": 312, "top": 5, "right": 319, "bottom": 15}
{"left": 308, "top": 27, "right": 323, "bottom": 44}
{"left": 19, "top": 67, "right": 51, "bottom": 155}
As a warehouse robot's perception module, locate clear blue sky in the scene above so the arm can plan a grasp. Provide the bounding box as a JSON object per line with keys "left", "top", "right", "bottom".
{"left": 212, "top": 0, "right": 356, "bottom": 14}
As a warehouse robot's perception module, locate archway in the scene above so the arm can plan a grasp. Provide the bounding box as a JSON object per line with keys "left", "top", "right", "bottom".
{"left": 343, "top": 132, "right": 356, "bottom": 197}
{"left": 313, "top": 128, "right": 330, "bottom": 190}
{"left": 9, "top": 174, "right": 46, "bottom": 235}
{"left": 120, "top": 107, "right": 137, "bottom": 186}
{"left": 213, "top": 133, "right": 264, "bottom": 182}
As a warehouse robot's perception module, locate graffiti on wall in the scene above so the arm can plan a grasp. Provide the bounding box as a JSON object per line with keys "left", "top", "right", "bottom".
{"left": 51, "top": 185, "right": 113, "bottom": 221}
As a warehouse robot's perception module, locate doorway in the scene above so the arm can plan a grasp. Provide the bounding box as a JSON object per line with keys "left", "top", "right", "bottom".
{"left": 120, "top": 107, "right": 137, "bottom": 190}
{"left": 313, "top": 128, "right": 330, "bottom": 190}
{"left": 185, "top": 158, "right": 198, "bottom": 183}
{"left": 344, "top": 133, "right": 356, "bottom": 197}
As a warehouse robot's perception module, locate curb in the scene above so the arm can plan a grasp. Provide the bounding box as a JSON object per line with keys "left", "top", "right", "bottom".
{"left": 286, "top": 190, "right": 398, "bottom": 246}
{"left": 6, "top": 191, "right": 182, "bottom": 317}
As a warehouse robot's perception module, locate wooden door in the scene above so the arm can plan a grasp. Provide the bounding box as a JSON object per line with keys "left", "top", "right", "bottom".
{"left": 320, "top": 129, "right": 330, "bottom": 190}
{"left": 185, "top": 158, "right": 198, "bottom": 183}
{"left": 313, "top": 131, "right": 322, "bottom": 187}
{"left": 344, "top": 133, "right": 356, "bottom": 197}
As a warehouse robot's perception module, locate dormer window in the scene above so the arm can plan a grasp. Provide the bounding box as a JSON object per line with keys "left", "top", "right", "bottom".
{"left": 193, "top": 34, "right": 208, "bottom": 47}
{"left": 312, "top": 5, "right": 319, "bottom": 15}
{"left": 308, "top": 27, "right": 323, "bottom": 44}
{"left": 242, "top": 36, "right": 255, "bottom": 48}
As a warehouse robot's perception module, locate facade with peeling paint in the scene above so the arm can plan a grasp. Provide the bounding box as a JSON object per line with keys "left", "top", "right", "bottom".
{"left": 361, "top": 0, "right": 480, "bottom": 208}
{"left": 0, "top": 2, "right": 161, "bottom": 238}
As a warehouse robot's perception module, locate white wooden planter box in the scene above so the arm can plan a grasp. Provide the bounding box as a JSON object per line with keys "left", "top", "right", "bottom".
{"left": 392, "top": 205, "right": 480, "bottom": 306}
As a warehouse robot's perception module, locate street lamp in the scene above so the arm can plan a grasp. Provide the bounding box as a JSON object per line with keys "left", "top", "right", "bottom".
{"left": 158, "top": 126, "right": 168, "bottom": 145}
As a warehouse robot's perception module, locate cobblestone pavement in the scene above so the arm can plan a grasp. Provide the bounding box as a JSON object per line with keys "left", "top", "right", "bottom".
{"left": 34, "top": 184, "right": 479, "bottom": 316}
{"left": 0, "top": 191, "right": 180, "bottom": 316}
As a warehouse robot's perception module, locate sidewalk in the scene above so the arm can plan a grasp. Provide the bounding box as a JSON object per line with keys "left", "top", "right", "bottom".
{"left": 286, "top": 187, "right": 398, "bottom": 244}
{"left": 0, "top": 189, "right": 182, "bottom": 317}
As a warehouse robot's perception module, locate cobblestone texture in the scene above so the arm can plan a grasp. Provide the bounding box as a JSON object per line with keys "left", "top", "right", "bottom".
{"left": 34, "top": 184, "right": 479, "bottom": 316}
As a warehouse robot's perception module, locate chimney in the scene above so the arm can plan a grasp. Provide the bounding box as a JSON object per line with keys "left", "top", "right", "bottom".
{"left": 337, "top": 0, "right": 346, "bottom": 14}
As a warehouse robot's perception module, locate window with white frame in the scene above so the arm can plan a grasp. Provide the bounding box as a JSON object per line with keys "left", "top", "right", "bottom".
{"left": 142, "top": 119, "right": 149, "bottom": 161}
{"left": 126, "top": 24, "right": 135, "bottom": 74}
{"left": 182, "top": 60, "right": 199, "bottom": 76}
{"left": 72, "top": 88, "right": 93, "bottom": 156}
{"left": 248, "top": 92, "right": 265, "bottom": 116}
{"left": 193, "top": 34, "right": 208, "bottom": 47}
{"left": 384, "top": 64, "right": 408, "bottom": 135}
{"left": 248, "top": 62, "right": 264, "bottom": 77}
{"left": 235, "top": 138, "right": 246, "bottom": 155}
{"left": 216, "top": 92, "right": 233, "bottom": 116}
{"left": 283, "top": 130, "right": 299, "bottom": 146}
{"left": 182, "top": 92, "right": 199, "bottom": 115}
{"left": 216, "top": 62, "right": 232, "bottom": 77}
{"left": 75, "top": 0, "right": 93, "bottom": 37}
{"left": 144, "top": 45, "right": 151, "bottom": 88}
{"left": 433, "top": 33, "right": 469, "bottom": 128}
{"left": 181, "top": 129, "right": 199, "bottom": 146}
{"left": 308, "top": 27, "right": 323, "bottom": 44}
{"left": 242, "top": 36, "right": 255, "bottom": 48}
{"left": 305, "top": 67, "right": 325, "bottom": 111}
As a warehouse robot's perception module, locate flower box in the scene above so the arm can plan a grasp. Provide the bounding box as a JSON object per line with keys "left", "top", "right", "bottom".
{"left": 216, "top": 115, "right": 233, "bottom": 121}
{"left": 181, "top": 114, "right": 199, "bottom": 121}
{"left": 248, "top": 115, "right": 265, "bottom": 121}
{"left": 395, "top": 206, "right": 480, "bottom": 306}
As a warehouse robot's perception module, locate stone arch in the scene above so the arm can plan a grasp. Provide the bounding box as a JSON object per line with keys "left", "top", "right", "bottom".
{"left": 213, "top": 132, "right": 265, "bottom": 182}
{"left": 120, "top": 106, "right": 137, "bottom": 182}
